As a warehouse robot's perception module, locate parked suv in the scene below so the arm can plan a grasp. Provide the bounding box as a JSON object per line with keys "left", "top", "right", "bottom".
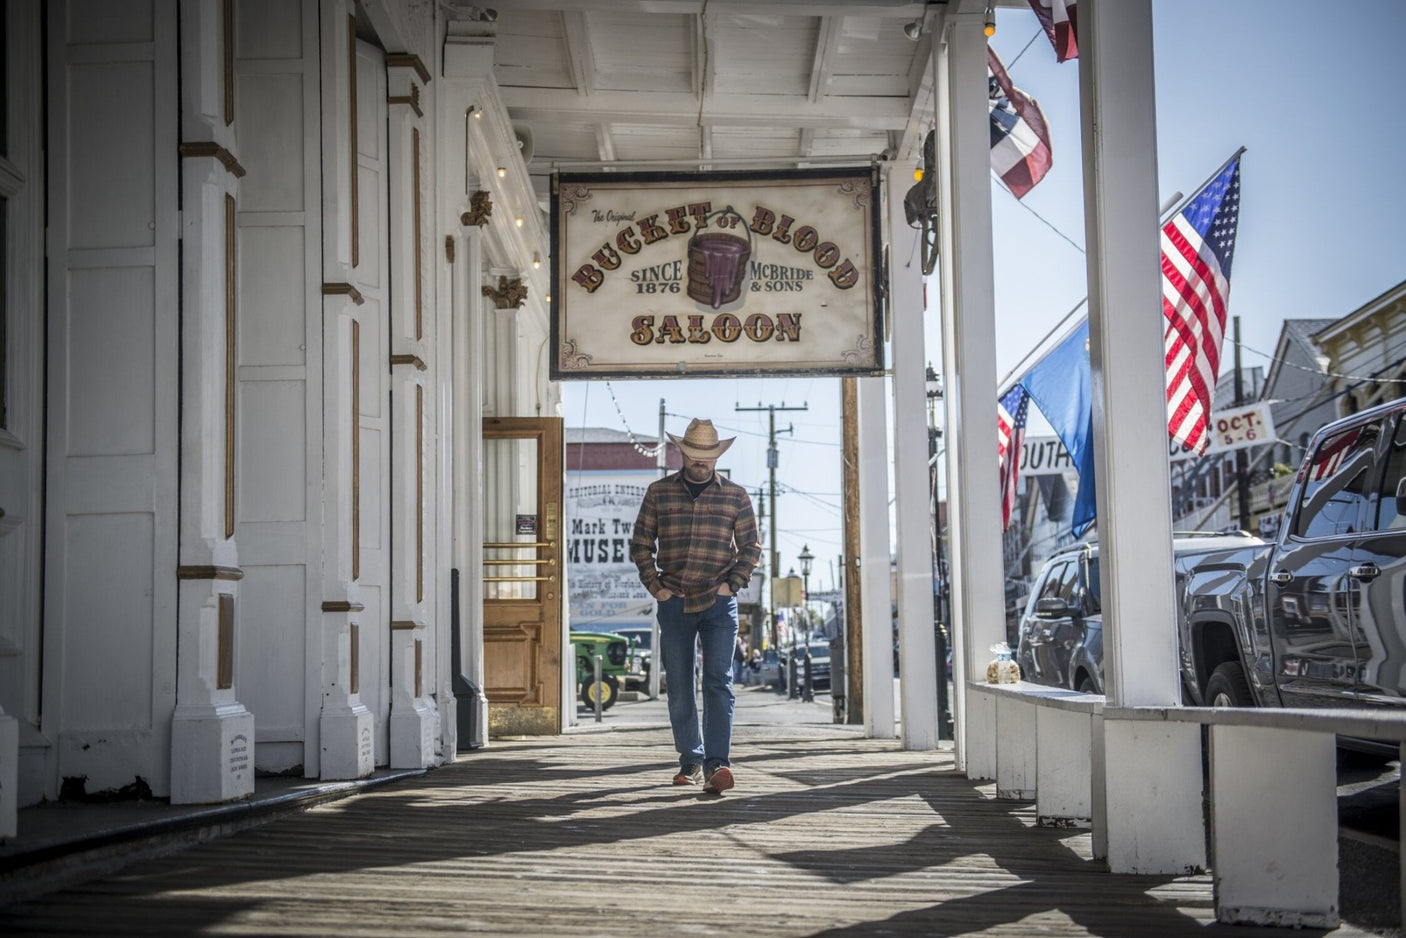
{"left": 1016, "top": 532, "right": 1263, "bottom": 694}
{"left": 1176, "top": 397, "right": 1406, "bottom": 756}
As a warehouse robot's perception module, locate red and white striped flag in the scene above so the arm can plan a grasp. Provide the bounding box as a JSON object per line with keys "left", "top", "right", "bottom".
{"left": 997, "top": 385, "right": 1030, "bottom": 530}
{"left": 1163, "top": 157, "right": 1243, "bottom": 454}
{"left": 988, "top": 47, "right": 1053, "bottom": 200}
{"left": 1026, "top": 0, "right": 1078, "bottom": 62}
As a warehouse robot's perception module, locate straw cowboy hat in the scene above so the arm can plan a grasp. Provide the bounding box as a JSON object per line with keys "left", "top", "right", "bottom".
{"left": 667, "top": 418, "right": 735, "bottom": 461}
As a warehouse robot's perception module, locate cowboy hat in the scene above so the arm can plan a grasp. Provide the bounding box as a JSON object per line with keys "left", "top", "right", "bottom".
{"left": 667, "top": 418, "right": 735, "bottom": 461}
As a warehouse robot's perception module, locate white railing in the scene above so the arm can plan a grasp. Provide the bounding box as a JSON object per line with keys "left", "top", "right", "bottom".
{"left": 966, "top": 681, "right": 1406, "bottom": 929}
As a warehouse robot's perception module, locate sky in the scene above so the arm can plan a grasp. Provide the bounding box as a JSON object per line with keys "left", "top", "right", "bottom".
{"left": 561, "top": 0, "right": 1406, "bottom": 592}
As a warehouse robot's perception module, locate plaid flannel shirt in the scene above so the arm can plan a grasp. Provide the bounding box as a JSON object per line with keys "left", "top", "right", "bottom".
{"left": 631, "top": 471, "right": 761, "bottom": 614}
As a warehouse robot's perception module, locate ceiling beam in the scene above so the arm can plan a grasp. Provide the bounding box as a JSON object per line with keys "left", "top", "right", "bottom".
{"left": 594, "top": 123, "right": 616, "bottom": 162}
{"left": 561, "top": 11, "right": 596, "bottom": 97}
{"left": 808, "top": 15, "right": 841, "bottom": 104}
{"left": 502, "top": 88, "right": 912, "bottom": 129}
{"left": 488, "top": 1, "right": 927, "bottom": 16}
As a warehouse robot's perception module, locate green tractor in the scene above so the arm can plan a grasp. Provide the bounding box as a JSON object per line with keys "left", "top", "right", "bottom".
{"left": 570, "top": 630, "right": 640, "bottom": 711}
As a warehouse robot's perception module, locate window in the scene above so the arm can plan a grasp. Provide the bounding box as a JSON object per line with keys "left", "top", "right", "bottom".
{"left": 1373, "top": 417, "right": 1406, "bottom": 531}
{"left": 1037, "top": 562, "right": 1069, "bottom": 601}
{"left": 1293, "top": 422, "right": 1381, "bottom": 539}
{"left": 1083, "top": 556, "right": 1101, "bottom": 613}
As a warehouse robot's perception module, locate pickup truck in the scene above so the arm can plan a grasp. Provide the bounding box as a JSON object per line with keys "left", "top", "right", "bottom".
{"left": 1177, "top": 397, "right": 1406, "bottom": 745}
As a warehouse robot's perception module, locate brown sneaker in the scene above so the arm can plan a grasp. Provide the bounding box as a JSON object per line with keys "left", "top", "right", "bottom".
{"left": 673, "top": 765, "right": 703, "bottom": 786}
{"left": 702, "top": 765, "right": 734, "bottom": 794}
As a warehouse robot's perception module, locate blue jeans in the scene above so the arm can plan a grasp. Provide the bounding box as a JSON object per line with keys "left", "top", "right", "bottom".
{"left": 658, "top": 594, "right": 738, "bottom": 773}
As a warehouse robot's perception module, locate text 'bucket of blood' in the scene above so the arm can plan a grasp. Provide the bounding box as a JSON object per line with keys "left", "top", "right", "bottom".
{"left": 686, "top": 208, "right": 753, "bottom": 309}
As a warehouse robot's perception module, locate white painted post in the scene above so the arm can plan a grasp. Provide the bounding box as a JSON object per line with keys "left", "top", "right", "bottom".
{"left": 1209, "top": 725, "right": 1338, "bottom": 927}
{"left": 994, "top": 695, "right": 1037, "bottom": 800}
{"left": 858, "top": 377, "right": 895, "bottom": 739}
{"left": 316, "top": 0, "right": 372, "bottom": 781}
{"left": 1077, "top": 0, "right": 1204, "bottom": 873}
{"left": 0, "top": 710, "right": 16, "bottom": 837}
{"left": 442, "top": 25, "right": 495, "bottom": 748}
{"left": 170, "top": 0, "right": 255, "bottom": 805}
{"left": 936, "top": 10, "right": 1003, "bottom": 774}
{"left": 888, "top": 160, "right": 939, "bottom": 751}
{"left": 1036, "top": 706, "right": 1093, "bottom": 827}
{"left": 387, "top": 59, "right": 438, "bottom": 769}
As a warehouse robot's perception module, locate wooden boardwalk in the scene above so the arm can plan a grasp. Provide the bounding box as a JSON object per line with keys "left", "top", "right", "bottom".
{"left": 0, "top": 708, "right": 1381, "bottom": 936}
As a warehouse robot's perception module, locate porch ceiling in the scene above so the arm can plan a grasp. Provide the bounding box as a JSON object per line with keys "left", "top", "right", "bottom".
{"left": 473, "top": 0, "right": 953, "bottom": 198}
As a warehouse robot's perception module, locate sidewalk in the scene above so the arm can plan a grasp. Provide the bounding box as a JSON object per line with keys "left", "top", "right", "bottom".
{"left": 0, "top": 682, "right": 844, "bottom": 905}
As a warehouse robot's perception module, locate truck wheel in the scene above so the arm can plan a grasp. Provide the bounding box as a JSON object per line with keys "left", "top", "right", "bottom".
{"left": 1205, "top": 661, "right": 1253, "bottom": 708}
{"left": 580, "top": 674, "right": 620, "bottom": 711}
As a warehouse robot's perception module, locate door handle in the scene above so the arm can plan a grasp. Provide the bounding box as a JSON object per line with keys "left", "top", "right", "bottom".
{"left": 1349, "top": 563, "right": 1381, "bottom": 581}
{"left": 1269, "top": 570, "right": 1294, "bottom": 584}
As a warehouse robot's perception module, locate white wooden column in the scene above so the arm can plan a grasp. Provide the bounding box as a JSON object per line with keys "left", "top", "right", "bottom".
{"left": 386, "top": 55, "right": 440, "bottom": 769}
{"left": 1079, "top": 0, "right": 1203, "bottom": 872}
{"left": 888, "top": 161, "right": 939, "bottom": 750}
{"left": 317, "top": 2, "right": 372, "bottom": 780}
{"left": 170, "top": 0, "right": 256, "bottom": 804}
{"left": 442, "top": 24, "right": 497, "bottom": 752}
{"left": 937, "top": 10, "right": 1003, "bottom": 776}
{"left": 858, "top": 377, "right": 895, "bottom": 739}
{"left": 0, "top": 0, "right": 45, "bottom": 830}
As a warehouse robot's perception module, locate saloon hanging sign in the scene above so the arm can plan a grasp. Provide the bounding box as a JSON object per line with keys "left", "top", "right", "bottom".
{"left": 550, "top": 169, "right": 884, "bottom": 379}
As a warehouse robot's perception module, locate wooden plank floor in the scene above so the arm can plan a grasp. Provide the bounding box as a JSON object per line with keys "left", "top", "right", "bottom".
{"left": 0, "top": 720, "right": 1381, "bottom": 936}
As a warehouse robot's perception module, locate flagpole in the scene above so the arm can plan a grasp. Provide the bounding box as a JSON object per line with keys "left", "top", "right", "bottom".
{"left": 996, "top": 148, "right": 1245, "bottom": 395}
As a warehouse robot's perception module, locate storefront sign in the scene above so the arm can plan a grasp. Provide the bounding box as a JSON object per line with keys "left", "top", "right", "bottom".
{"left": 1019, "top": 435, "right": 1076, "bottom": 476}
{"left": 551, "top": 169, "right": 883, "bottom": 379}
{"left": 1206, "top": 401, "right": 1277, "bottom": 454}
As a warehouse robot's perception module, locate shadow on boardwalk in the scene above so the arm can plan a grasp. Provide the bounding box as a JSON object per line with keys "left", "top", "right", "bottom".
{"left": 1, "top": 705, "right": 1369, "bottom": 938}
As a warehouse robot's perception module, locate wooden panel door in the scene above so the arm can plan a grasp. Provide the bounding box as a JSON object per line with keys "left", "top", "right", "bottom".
{"left": 482, "top": 417, "right": 563, "bottom": 735}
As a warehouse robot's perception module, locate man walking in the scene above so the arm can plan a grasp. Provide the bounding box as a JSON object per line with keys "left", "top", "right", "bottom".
{"left": 631, "top": 418, "right": 761, "bottom": 793}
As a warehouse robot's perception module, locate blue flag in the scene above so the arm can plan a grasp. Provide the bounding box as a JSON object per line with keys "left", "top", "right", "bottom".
{"left": 1020, "top": 320, "right": 1096, "bottom": 536}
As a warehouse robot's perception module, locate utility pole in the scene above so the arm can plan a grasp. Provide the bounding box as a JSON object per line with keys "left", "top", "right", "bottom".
{"left": 841, "top": 378, "right": 864, "bottom": 724}
{"left": 735, "top": 401, "right": 807, "bottom": 651}
{"left": 1233, "top": 317, "right": 1252, "bottom": 532}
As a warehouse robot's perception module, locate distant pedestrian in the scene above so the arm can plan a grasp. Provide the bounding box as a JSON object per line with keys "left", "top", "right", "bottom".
{"left": 631, "top": 418, "right": 761, "bottom": 794}
{"left": 733, "top": 635, "right": 748, "bottom": 684}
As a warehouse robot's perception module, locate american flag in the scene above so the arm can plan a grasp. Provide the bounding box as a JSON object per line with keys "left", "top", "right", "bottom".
{"left": 988, "top": 47, "right": 1052, "bottom": 199}
{"left": 1163, "top": 156, "right": 1243, "bottom": 454}
{"left": 1026, "top": 0, "right": 1078, "bottom": 62}
{"left": 997, "top": 385, "right": 1030, "bottom": 530}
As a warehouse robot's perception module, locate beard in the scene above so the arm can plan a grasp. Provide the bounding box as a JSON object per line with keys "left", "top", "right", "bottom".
{"left": 684, "top": 462, "right": 715, "bottom": 483}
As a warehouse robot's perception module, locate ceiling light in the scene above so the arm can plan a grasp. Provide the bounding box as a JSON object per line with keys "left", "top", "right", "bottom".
{"left": 532, "top": 252, "right": 541, "bottom": 269}
{"left": 514, "top": 216, "right": 524, "bottom": 228}
{"left": 496, "top": 166, "right": 507, "bottom": 178}
{"left": 903, "top": 20, "right": 921, "bottom": 40}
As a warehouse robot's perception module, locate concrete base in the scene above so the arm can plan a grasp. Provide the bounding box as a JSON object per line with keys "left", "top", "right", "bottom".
{"left": 169, "top": 705, "right": 256, "bottom": 804}
{"left": 1209, "top": 724, "right": 1338, "bottom": 927}
{"left": 0, "top": 713, "right": 17, "bottom": 839}
{"left": 995, "top": 695, "right": 1036, "bottom": 800}
{"left": 1036, "top": 705, "right": 1093, "bottom": 827}
{"left": 319, "top": 705, "right": 374, "bottom": 780}
{"left": 390, "top": 702, "right": 439, "bottom": 769}
{"left": 1102, "top": 717, "right": 1205, "bottom": 874}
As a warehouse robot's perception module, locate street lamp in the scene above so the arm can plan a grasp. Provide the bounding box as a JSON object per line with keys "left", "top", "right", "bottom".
{"left": 925, "top": 364, "right": 952, "bottom": 740}
{"left": 798, "top": 544, "right": 815, "bottom": 702}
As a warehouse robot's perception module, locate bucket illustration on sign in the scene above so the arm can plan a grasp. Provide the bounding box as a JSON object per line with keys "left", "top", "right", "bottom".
{"left": 686, "top": 208, "right": 754, "bottom": 309}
